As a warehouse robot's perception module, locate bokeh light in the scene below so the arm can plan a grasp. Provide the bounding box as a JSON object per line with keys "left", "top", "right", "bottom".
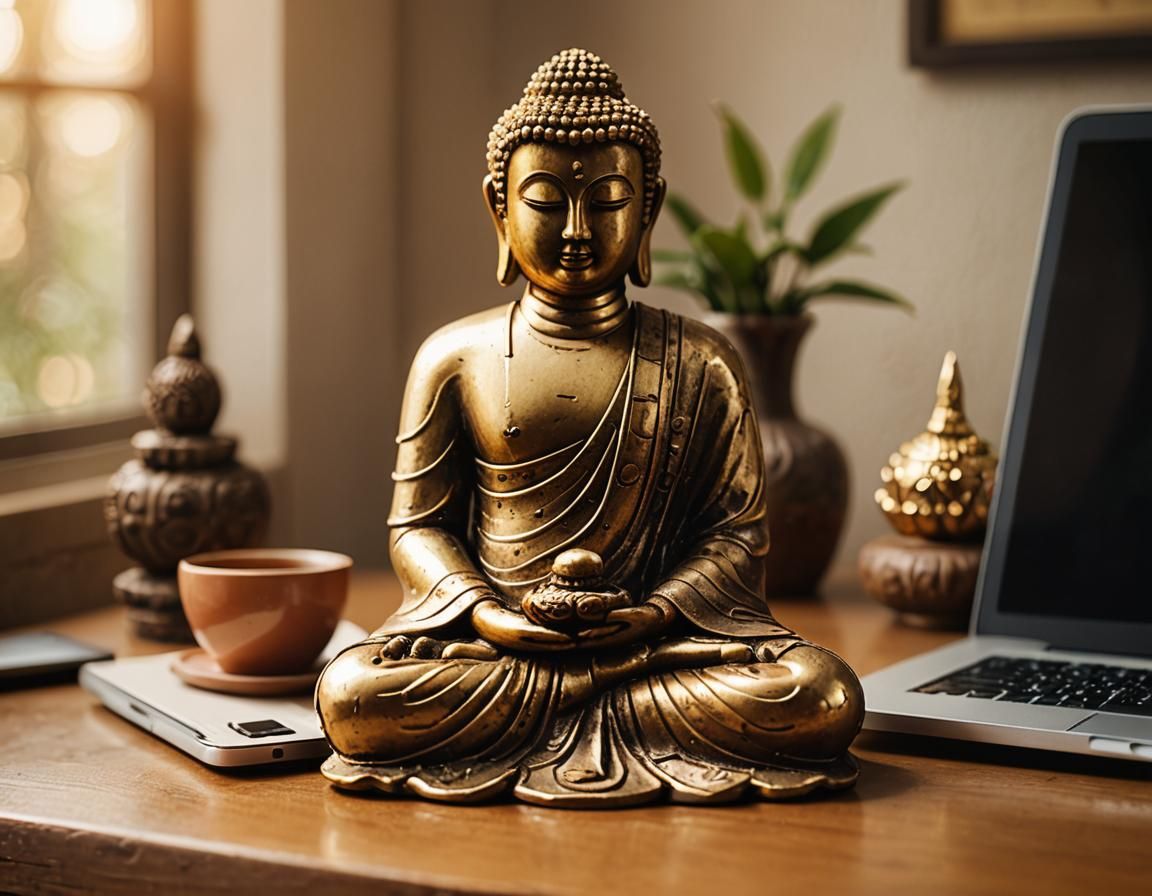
{"left": 55, "top": 0, "right": 138, "bottom": 57}
{"left": 0, "top": 6, "right": 23, "bottom": 74}
{"left": 0, "top": 2, "right": 152, "bottom": 426}
{"left": 20, "top": 275, "right": 85, "bottom": 331}
{"left": 37, "top": 352, "right": 95, "bottom": 408}
{"left": 59, "top": 95, "right": 124, "bottom": 157}
{"left": 42, "top": 0, "right": 147, "bottom": 84}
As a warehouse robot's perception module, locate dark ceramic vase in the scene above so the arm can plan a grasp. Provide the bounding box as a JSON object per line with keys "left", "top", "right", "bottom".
{"left": 706, "top": 313, "right": 848, "bottom": 597}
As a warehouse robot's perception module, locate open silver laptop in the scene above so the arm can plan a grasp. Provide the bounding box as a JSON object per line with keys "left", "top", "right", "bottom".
{"left": 862, "top": 108, "right": 1152, "bottom": 763}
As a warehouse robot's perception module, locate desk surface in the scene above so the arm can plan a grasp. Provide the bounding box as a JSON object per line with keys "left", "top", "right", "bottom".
{"left": 1, "top": 572, "right": 1149, "bottom": 895}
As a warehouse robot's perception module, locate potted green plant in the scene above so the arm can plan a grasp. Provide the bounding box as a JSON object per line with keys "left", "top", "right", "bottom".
{"left": 655, "top": 105, "right": 910, "bottom": 597}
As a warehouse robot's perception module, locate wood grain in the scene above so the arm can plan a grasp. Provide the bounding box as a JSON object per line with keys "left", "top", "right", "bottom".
{"left": 1, "top": 573, "right": 1149, "bottom": 895}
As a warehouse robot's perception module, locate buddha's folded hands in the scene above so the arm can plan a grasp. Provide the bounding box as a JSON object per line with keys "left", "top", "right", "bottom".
{"left": 471, "top": 596, "right": 676, "bottom": 653}
{"left": 371, "top": 634, "right": 502, "bottom": 661}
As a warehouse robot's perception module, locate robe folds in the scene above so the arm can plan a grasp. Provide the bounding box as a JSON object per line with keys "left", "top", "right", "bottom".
{"left": 383, "top": 301, "right": 792, "bottom": 641}
{"left": 317, "top": 301, "right": 865, "bottom": 804}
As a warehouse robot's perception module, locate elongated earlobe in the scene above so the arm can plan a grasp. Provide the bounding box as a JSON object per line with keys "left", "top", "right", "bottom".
{"left": 496, "top": 240, "right": 520, "bottom": 287}
{"left": 483, "top": 176, "right": 520, "bottom": 287}
{"left": 629, "top": 177, "right": 666, "bottom": 288}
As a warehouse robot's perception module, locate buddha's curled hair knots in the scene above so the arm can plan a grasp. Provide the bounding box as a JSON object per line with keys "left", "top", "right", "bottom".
{"left": 486, "top": 48, "right": 662, "bottom": 225}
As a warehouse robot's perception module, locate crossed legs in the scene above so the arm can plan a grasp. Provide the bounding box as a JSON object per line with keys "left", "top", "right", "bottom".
{"left": 316, "top": 638, "right": 863, "bottom": 768}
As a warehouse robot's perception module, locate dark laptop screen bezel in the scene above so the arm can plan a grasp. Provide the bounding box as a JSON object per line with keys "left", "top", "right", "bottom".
{"left": 973, "top": 109, "right": 1152, "bottom": 657}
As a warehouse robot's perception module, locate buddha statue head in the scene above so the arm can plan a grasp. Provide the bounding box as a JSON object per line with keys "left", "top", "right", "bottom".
{"left": 483, "top": 49, "right": 666, "bottom": 295}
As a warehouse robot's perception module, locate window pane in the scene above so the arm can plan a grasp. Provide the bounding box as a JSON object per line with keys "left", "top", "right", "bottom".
{"left": 0, "top": 0, "right": 151, "bottom": 87}
{"left": 0, "top": 89, "right": 150, "bottom": 425}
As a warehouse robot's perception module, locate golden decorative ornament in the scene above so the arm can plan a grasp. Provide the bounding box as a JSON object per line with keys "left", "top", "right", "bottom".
{"left": 314, "top": 49, "right": 864, "bottom": 807}
{"left": 874, "top": 351, "right": 997, "bottom": 541}
{"left": 860, "top": 351, "right": 997, "bottom": 629}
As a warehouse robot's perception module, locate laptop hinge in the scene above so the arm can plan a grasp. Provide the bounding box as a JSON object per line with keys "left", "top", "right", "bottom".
{"left": 1043, "top": 643, "right": 1152, "bottom": 660}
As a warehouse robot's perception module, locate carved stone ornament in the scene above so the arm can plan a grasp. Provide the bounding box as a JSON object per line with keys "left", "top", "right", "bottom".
{"left": 104, "top": 315, "right": 270, "bottom": 642}
{"left": 858, "top": 534, "right": 982, "bottom": 628}
{"left": 859, "top": 352, "right": 997, "bottom": 628}
{"left": 313, "top": 49, "right": 866, "bottom": 807}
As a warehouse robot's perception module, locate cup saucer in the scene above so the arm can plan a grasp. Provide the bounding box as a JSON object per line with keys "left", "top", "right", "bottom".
{"left": 171, "top": 620, "right": 367, "bottom": 696}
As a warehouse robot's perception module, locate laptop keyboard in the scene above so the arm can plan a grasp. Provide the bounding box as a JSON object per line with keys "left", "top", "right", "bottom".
{"left": 913, "top": 656, "right": 1152, "bottom": 716}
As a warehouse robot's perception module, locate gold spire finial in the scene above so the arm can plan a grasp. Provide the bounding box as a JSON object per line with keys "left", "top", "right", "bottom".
{"left": 926, "top": 350, "right": 972, "bottom": 437}
{"left": 875, "top": 351, "right": 997, "bottom": 541}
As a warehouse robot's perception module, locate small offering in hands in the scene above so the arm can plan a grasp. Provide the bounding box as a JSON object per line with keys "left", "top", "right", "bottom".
{"left": 520, "top": 549, "right": 632, "bottom": 630}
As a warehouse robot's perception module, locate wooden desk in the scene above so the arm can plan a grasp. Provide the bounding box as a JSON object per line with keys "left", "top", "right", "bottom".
{"left": 1, "top": 573, "right": 1149, "bottom": 895}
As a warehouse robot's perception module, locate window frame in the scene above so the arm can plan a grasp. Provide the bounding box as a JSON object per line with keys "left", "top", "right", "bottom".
{"left": 0, "top": 0, "right": 192, "bottom": 463}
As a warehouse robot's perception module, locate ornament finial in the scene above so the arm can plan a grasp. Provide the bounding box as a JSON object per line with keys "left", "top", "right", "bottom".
{"left": 167, "top": 313, "right": 202, "bottom": 360}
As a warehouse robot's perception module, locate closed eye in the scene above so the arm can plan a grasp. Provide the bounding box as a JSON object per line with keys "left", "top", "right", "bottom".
{"left": 588, "top": 175, "right": 634, "bottom": 210}
{"left": 519, "top": 175, "right": 566, "bottom": 210}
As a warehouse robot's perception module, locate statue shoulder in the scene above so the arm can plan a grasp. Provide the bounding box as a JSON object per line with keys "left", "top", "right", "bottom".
{"left": 679, "top": 314, "right": 748, "bottom": 379}
{"left": 408, "top": 303, "right": 510, "bottom": 381}
{"left": 403, "top": 299, "right": 511, "bottom": 428}
{"left": 630, "top": 304, "right": 746, "bottom": 381}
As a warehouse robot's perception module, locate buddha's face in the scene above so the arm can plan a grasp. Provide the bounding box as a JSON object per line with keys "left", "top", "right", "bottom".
{"left": 503, "top": 142, "right": 645, "bottom": 297}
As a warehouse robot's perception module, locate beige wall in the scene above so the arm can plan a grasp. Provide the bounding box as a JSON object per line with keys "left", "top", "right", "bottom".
{"left": 194, "top": 1, "right": 1152, "bottom": 576}
{"left": 282, "top": 0, "right": 399, "bottom": 564}
{"left": 197, "top": 1, "right": 399, "bottom": 564}
{"left": 396, "top": 0, "right": 1152, "bottom": 577}
{"left": 395, "top": 0, "right": 503, "bottom": 363}
{"left": 196, "top": 0, "right": 286, "bottom": 473}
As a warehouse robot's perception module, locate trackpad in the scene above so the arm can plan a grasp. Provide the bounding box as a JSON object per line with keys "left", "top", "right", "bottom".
{"left": 1068, "top": 713, "right": 1152, "bottom": 741}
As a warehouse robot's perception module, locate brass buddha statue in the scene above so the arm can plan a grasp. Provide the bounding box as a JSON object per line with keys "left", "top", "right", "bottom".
{"left": 316, "top": 49, "right": 864, "bottom": 807}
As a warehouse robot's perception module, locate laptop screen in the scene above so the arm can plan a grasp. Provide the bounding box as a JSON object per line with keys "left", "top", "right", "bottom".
{"left": 977, "top": 112, "right": 1152, "bottom": 654}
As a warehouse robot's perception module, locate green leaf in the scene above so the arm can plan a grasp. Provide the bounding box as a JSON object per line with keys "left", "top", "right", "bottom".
{"left": 755, "top": 241, "right": 805, "bottom": 313}
{"left": 693, "top": 259, "right": 729, "bottom": 312}
{"left": 664, "top": 193, "right": 709, "bottom": 239}
{"left": 798, "top": 279, "right": 914, "bottom": 312}
{"left": 652, "top": 269, "right": 694, "bottom": 290}
{"left": 773, "top": 289, "right": 808, "bottom": 315}
{"left": 651, "top": 248, "right": 694, "bottom": 263}
{"left": 694, "top": 226, "right": 763, "bottom": 313}
{"left": 734, "top": 213, "right": 749, "bottom": 244}
{"left": 805, "top": 182, "right": 904, "bottom": 265}
{"left": 785, "top": 107, "right": 839, "bottom": 201}
{"left": 653, "top": 254, "right": 729, "bottom": 313}
{"left": 694, "top": 226, "right": 759, "bottom": 287}
{"left": 714, "top": 104, "right": 768, "bottom": 203}
{"left": 653, "top": 263, "right": 726, "bottom": 312}
{"left": 761, "top": 239, "right": 802, "bottom": 263}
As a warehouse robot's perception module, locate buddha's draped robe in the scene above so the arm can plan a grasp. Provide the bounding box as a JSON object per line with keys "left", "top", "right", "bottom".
{"left": 317, "top": 303, "right": 862, "bottom": 804}
{"left": 386, "top": 303, "right": 789, "bottom": 637}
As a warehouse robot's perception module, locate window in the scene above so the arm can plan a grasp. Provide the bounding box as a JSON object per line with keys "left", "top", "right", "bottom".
{"left": 0, "top": 0, "right": 190, "bottom": 461}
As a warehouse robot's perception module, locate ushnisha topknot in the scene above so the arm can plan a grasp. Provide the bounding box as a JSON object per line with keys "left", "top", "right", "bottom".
{"left": 487, "top": 48, "right": 662, "bottom": 225}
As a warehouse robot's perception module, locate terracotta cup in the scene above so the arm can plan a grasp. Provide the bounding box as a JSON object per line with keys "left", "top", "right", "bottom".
{"left": 177, "top": 549, "right": 352, "bottom": 676}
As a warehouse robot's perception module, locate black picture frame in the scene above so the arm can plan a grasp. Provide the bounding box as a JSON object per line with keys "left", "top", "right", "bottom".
{"left": 909, "top": 0, "right": 1152, "bottom": 67}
